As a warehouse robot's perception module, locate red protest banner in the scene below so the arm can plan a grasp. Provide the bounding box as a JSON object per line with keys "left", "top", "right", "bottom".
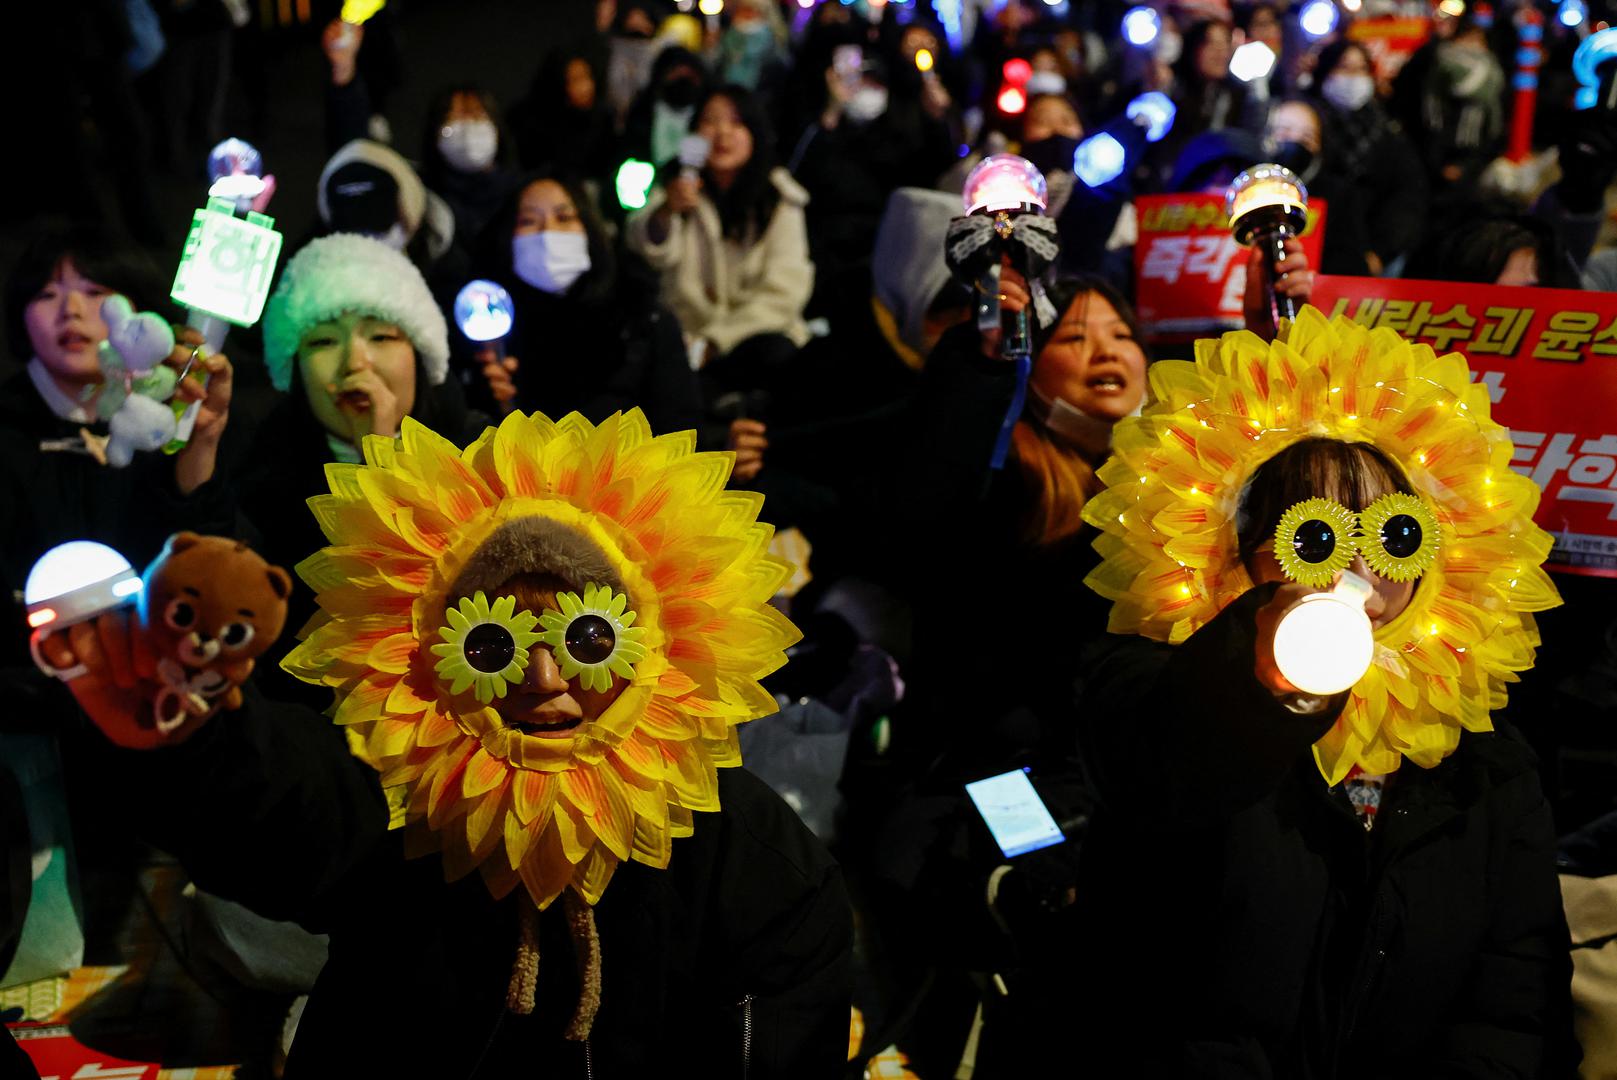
{"left": 1312, "top": 275, "right": 1617, "bottom": 578}
{"left": 1347, "top": 16, "right": 1432, "bottom": 81}
{"left": 8, "top": 1023, "right": 157, "bottom": 1078}
{"left": 1134, "top": 193, "right": 1327, "bottom": 344}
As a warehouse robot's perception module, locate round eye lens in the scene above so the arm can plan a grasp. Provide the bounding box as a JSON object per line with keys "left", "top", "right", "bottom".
{"left": 565, "top": 614, "right": 616, "bottom": 665}
{"left": 464, "top": 622, "right": 517, "bottom": 673}
{"left": 1292, "top": 519, "right": 1337, "bottom": 564}
{"left": 165, "top": 599, "right": 196, "bottom": 630}
{"left": 1380, "top": 514, "right": 1422, "bottom": 559}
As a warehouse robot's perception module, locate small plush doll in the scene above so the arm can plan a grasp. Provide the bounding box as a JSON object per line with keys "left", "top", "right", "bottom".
{"left": 139, "top": 533, "right": 292, "bottom": 734}
{"left": 95, "top": 295, "right": 180, "bottom": 467}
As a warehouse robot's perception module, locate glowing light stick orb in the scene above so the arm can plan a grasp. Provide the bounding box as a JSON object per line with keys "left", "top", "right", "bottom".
{"left": 1226, "top": 163, "right": 1309, "bottom": 244}
{"left": 1126, "top": 91, "right": 1176, "bottom": 142}
{"left": 1002, "top": 58, "right": 1033, "bottom": 86}
{"left": 615, "top": 158, "right": 657, "bottom": 211}
{"left": 1073, "top": 132, "right": 1127, "bottom": 187}
{"left": 1123, "top": 6, "right": 1161, "bottom": 47}
{"left": 1272, "top": 575, "right": 1375, "bottom": 696}
{"left": 1574, "top": 27, "right": 1617, "bottom": 109}
{"left": 1230, "top": 41, "right": 1277, "bottom": 83}
{"left": 340, "top": 0, "right": 386, "bottom": 23}
{"left": 454, "top": 280, "right": 515, "bottom": 343}
{"left": 962, "top": 153, "right": 1048, "bottom": 214}
{"left": 1300, "top": 0, "right": 1339, "bottom": 38}
{"left": 1560, "top": 0, "right": 1586, "bottom": 27}
{"left": 698, "top": 0, "right": 723, "bottom": 14}
{"left": 997, "top": 86, "right": 1027, "bottom": 114}
{"left": 207, "top": 137, "right": 267, "bottom": 201}
{"left": 25, "top": 541, "right": 142, "bottom": 680}
{"left": 915, "top": 48, "right": 935, "bottom": 73}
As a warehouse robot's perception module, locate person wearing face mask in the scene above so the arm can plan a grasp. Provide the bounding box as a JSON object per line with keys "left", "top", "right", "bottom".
{"left": 621, "top": 47, "right": 710, "bottom": 171}
{"left": 715, "top": 0, "right": 786, "bottom": 97}
{"left": 463, "top": 176, "right": 703, "bottom": 445}
{"left": 420, "top": 85, "right": 521, "bottom": 247}
{"left": 1309, "top": 41, "right": 1428, "bottom": 275}
{"left": 1263, "top": 98, "right": 1375, "bottom": 276}
{"left": 605, "top": 0, "right": 665, "bottom": 127}
{"left": 1418, "top": 16, "right": 1506, "bottom": 191}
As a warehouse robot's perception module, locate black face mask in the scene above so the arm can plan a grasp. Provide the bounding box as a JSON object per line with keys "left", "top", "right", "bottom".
{"left": 1269, "top": 140, "right": 1318, "bottom": 181}
{"left": 661, "top": 78, "right": 701, "bottom": 109}
{"left": 1021, "top": 134, "right": 1081, "bottom": 183}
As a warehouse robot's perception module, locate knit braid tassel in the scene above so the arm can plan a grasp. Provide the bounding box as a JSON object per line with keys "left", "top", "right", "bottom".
{"left": 562, "top": 889, "right": 602, "bottom": 1042}
{"left": 505, "top": 901, "right": 541, "bottom": 1015}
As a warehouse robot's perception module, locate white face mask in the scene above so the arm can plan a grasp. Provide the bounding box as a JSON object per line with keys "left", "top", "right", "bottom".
{"left": 438, "top": 119, "right": 499, "bottom": 173}
{"left": 1322, "top": 72, "right": 1375, "bottom": 113}
{"left": 845, "top": 85, "right": 889, "bottom": 124}
{"left": 512, "top": 231, "right": 591, "bottom": 295}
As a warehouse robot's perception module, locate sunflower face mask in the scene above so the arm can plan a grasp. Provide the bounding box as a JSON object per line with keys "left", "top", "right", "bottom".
{"left": 282, "top": 410, "right": 799, "bottom": 912}
{"left": 1083, "top": 308, "right": 1561, "bottom": 784}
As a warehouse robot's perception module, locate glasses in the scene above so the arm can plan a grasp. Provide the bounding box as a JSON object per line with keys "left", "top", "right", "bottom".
{"left": 1273, "top": 493, "right": 1439, "bottom": 587}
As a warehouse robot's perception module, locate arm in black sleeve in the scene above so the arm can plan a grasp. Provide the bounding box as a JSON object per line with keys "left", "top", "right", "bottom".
{"left": 71, "top": 685, "right": 390, "bottom": 928}
{"left": 1077, "top": 583, "right": 1342, "bottom": 829}
{"left": 326, "top": 73, "right": 372, "bottom": 154}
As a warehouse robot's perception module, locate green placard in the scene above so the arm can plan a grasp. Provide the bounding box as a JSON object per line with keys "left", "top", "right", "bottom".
{"left": 169, "top": 197, "right": 283, "bottom": 327}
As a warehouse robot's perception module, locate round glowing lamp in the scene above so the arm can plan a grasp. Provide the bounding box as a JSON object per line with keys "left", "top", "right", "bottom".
{"left": 997, "top": 85, "right": 1028, "bottom": 114}
{"left": 1073, "top": 132, "right": 1127, "bottom": 188}
{"left": 1229, "top": 41, "right": 1277, "bottom": 83}
{"left": 615, "top": 158, "right": 657, "bottom": 211}
{"left": 1002, "top": 58, "right": 1033, "bottom": 86}
{"left": 206, "top": 137, "right": 267, "bottom": 201}
{"left": 1122, "top": 5, "right": 1161, "bottom": 47}
{"left": 1126, "top": 91, "right": 1176, "bottom": 143}
{"left": 915, "top": 47, "right": 935, "bottom": 73}
{"left": 1272, "top": 574, "right": 1375, "bottom": 696}
{"left": 454, "top": 280, "right": 515, "bottom": 347}
{"left": 1299, "top": 0, "right": 1340, "bottom": 38}
{"left": 1561, "top": 0, "right": 1587, "bottom": 27}
{"left": 25, "top": 541, "right": 142, "bottom": 680}
{"left": 962, "top": 153, "right": 1048, "bottom": 215}
{"left": 1226, "top": 163, "right": 1308, "bottom": 245}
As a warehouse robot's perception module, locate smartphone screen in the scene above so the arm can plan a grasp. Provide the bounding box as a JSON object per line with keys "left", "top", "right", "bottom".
{"left": 965, "top": 768, "right": 1065, "bottom": 858}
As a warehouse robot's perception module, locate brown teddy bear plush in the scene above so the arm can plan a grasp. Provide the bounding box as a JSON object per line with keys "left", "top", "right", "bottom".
{"left": 140, "top": 532, "right": 291, "bottom": 734}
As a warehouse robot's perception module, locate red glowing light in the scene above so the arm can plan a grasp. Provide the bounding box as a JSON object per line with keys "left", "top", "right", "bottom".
{"left": 1002, "top": 58, "right": 1033, "bottom": 86}
{"left": 28, "top": 608, "right": 57, "bottom": 628}
{"left": 997, "top": 86, "right": 1027, "bottom": 114}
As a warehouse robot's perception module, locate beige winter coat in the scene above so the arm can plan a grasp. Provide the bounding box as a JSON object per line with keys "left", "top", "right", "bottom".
{"left": 625, "top": 168, "right": 814, "bottom": 358}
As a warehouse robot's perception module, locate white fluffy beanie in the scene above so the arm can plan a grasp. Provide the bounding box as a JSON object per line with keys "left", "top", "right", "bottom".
{"left": 261, "top": 233, "right": 450, "bottom": 393}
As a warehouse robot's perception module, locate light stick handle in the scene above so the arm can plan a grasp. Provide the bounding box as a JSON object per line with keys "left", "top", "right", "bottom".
{"left": 165, "top": 309, "right": 229, "bottom": 454}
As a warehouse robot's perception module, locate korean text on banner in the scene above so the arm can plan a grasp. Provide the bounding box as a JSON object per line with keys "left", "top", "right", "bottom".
{"left": 1313, "top": 274, "right": 1617, "bottom": 578}
{"left": 1134, "top": 193, "right": 1328, "bottom": 344}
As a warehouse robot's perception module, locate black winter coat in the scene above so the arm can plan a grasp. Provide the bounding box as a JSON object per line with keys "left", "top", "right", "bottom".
{"left": 986, "top": 586, "right": 1577, "bottom": 1078}
{"left": 76, "top": 692, "right": 853, "bottom": 1078}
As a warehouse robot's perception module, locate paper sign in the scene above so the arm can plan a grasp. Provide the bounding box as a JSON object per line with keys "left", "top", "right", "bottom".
{"left": 1134, "top": 193, "right": 1328, "bottom": 343}
{"left": 8, "top": 1023, "right": 155, "bottom": 1079}
{"left": 1312, "top": 274, "right": 1617, "bottom": 578}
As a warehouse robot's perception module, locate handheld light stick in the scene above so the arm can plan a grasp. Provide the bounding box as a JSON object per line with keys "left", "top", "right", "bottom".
{"left": 1507, "top": 5, "right": 1544, "bottom": 162}
{"left": 1122, "top": 5, "right": 1161, "bottom": 47}
{"left": 958, "top": 153, "right": 1052, "bottom": 468}
{"left": 1073, "top": 92, "right": 1176, "bottom": 188}
{"left": 206, "top": 137, "right": 267, "bottom": 213}
{"left": 1226, "top": 163, "right": 1308, "bottom": 329}
{"left": 167, "top": 195, "right": 284, "bottom": 452}
{"left": 337, "top": 0, "right": 385, "bottom": 47}
{"left": 698, "top": 0, "right": 722, "bottom": 30}
{"left": 998, "top": 57, "right": 1032, "bottom": 115}
{"left": 1272, "top": 573, "right": 1375, "bottom": 697}
{"left": 454, "top": 280, "right": 515, "bottom": 364}
{"left": 1229, "top": 41, "right": 1277, "bottom": 85}
{"left": 678, "top": 134, "right": 710, "bottom": 183}
{"left": 26, "top": 542, "right": 143, "bottom": 681}
{"left": 1298, "top": 0, "right": 1340, "bottom": 39}
{"left": 615, "top": 158, "right": 657, "bottom": 211}
{"left": 1574, "top": 26, "right": 1617, "bottom": 110}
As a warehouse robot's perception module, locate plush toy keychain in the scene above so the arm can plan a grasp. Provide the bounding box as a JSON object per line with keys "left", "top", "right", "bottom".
{"left": 139, "top": 533, "right": 291, "bottom": 734}
{"left": 94, "top": 296, "right": 181, "bottom": 467}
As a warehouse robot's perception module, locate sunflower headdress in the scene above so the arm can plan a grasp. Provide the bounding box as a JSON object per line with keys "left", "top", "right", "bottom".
{"left": 1082, "top": 307, "right": 1560, "bottom": 784}
{"left": 282, "top": 409, "right": 798, "bottom": 916}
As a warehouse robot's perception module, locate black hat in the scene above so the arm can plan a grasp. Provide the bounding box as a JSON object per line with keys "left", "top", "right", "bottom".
{"left": 324, "top": 161, "right": 400, "bottom": 235}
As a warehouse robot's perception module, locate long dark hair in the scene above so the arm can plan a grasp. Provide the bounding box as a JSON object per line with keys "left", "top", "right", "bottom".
{"left": 693, "top": 85, "right": 783, "bottom": 243}
{"left": 5, "top": 220, "right": 167, "bottom": 361}
{"left": 1014, "top": 274, "right": 1150, "bottom": 546}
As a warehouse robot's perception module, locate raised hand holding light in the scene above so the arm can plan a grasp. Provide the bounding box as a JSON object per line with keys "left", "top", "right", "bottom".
{"left": 1227, "top": 163, "right": 1309, "bottom": 332}
{"left": 455, "top": 280, "right": 515, "bottom": 360}
{"left": 26, "top": 542, "right": 142, "bottom": 680}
